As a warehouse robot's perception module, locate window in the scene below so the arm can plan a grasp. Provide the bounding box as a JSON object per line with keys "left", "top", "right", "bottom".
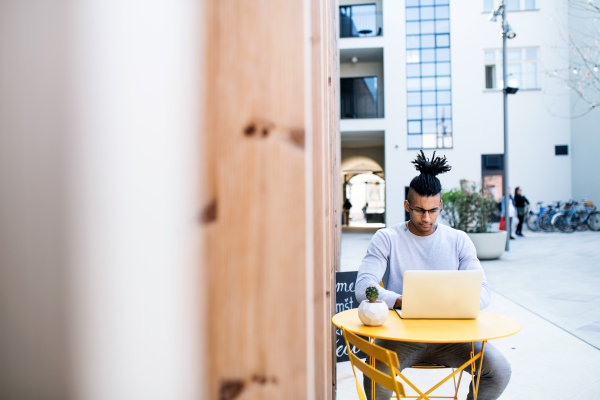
{"left": 339, "top": 4, "right": 382, "bottom": 38}
{"left": 505, "top": 0, "right": 520, "bottom": 11}
{"left": 555, "top": 145, "right": 568, "bottom": 156}
{"left": 483, "top": 0, "right": 538, "bottom": 11}
{"left": 405, "top": 0, "right": 453, "bottom": 150}
{"left": 506, "top": 64, "right": 521, "bottom": 87}
{"left": 483, "top": 48, "right": 540, "bottom": 89}
{"left": 341, "top": 77, "right": 382, "bottom": 119}
{"left": 485, "top": 65, "right": 496, "bottom": 89}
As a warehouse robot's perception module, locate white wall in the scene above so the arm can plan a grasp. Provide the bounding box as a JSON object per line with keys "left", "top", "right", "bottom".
{"left": 568, "top": 4, "right": 600, "bottom": 203}
{"left": 382, "top": 0, "right": 408, "bottom": 226}
{"left": 571, "top": 108, "right": 600, "bottom": 204}
{"left": 448, "top": 0, "right": 572, "bottom": 206}
{"left": 342, "top": 146, "right": 385, "bottom": 174}
{"left": 340, "top": 61, "right": 383, "bottom": 80}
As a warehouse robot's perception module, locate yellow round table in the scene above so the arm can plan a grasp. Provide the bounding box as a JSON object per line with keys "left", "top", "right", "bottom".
{"left": 333, "top": 309, "right": 521, "bottom": 400}
{"left": 333, "top": 309, "right": 521, "bottom": 343}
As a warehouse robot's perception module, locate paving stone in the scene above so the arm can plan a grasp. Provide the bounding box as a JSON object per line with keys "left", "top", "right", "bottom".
{"left": 577, "top": 321, "right": 600, "bottom": 332}
{"left": 547, "top": 293, "right": 600, "bottom": 302}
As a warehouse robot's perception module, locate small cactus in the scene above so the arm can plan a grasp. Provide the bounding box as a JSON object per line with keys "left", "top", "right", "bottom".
{"left": 365, "top": 286, "right": 379, "bottom": 303}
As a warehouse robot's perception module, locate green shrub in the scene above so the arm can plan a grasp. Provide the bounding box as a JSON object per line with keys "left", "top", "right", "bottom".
{"left": 441, "top": 180, "right": 496, "bottom": 233}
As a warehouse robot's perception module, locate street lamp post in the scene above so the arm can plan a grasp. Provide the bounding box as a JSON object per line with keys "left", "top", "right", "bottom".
{"left": 489, "top": 1, "right": 517, "bottom": 251}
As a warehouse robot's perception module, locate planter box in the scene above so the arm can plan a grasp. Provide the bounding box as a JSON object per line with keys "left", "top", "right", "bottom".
{"left": 466, "top": 231, "right": 507, "bottom": 260}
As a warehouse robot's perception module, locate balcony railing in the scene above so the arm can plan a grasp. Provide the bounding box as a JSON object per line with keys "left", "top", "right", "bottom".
{"left": 341, "top": 90, "right": 384, "bottom": 119}
{"left": 341, "top": 77, "right": 384, "bottom": 119}
{"left": 339, "top": 7, "right": 383, "bottom": 38}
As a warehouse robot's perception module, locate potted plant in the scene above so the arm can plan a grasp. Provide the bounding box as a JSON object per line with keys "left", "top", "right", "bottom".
{"left": 441, "top": 180, "right": 507, "bottom": 260}
{"left": 358, "top": 285, "right": 389, "bottom": 326}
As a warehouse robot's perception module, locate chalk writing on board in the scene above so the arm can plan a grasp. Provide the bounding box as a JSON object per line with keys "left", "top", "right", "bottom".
{"left": 335, "top": 271, "right": 367, "bottom": 362}
{"left": 335, "top": 327, "right": 361, "bottom": 358}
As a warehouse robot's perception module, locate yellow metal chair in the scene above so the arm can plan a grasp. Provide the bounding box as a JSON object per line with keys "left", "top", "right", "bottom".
{"left": 342, "top": 327, "right": 406, "bottom": 400}
{"left": 377, "top": 281, "right": 464, "bottom": 399}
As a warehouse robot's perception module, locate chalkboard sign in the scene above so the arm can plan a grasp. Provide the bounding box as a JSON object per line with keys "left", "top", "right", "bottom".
{"left": 335, "top": 271, "right": 367, "bottom": 363}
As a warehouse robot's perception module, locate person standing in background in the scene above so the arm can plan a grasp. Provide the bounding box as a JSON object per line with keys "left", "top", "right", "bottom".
{"left": 362, "top": 203, "right": 369, "bottom": 222}
{"left": 343, "top": 198, "right": 353, "bottom": 226}
{"left": 514, "top": 187, "right": 530, "bottom": 237}
{"left": 501, "top": 188, "right": 516, "bottom": 240}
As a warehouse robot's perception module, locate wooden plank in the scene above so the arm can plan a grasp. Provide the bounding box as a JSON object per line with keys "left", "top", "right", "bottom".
{"left": 326, "top": 0, "right": 341, "bottom": 397}
{"left": 310, "top": 0, "right": 336, "bottom": 398}
{"left": 201, "top": 1, "right": 339, "bottom": 398}
{"left": 311, "top": 0, "right": 339, "bottom": 398}
{"left": 311, "top": 0, "right": 326, "bottom": 396}
{"left": 202, "top": 0, "right": 314, "bottom": 399}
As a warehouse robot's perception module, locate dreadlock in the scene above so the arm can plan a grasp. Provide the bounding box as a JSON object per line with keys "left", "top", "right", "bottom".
{"left": 409, "top": 150, "right": 452, "bottom": 198}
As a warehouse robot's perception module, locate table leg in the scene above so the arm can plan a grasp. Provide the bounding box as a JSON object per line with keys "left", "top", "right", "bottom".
{"left": 472, "top": 341, "right": 486, "bottom": 400}
{"left": 470, "top": 343, "right": 476, "bottom": 397}
{"left": 393, "top": 343, "right": 486, "bottom": 400}
{"left": 369, "top": 337, "right": 376, "bottom": 400}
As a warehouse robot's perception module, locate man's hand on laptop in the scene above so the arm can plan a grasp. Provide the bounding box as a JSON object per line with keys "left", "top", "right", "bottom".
{"left": 394, "top": 296, "right": 402, "bottom": 309}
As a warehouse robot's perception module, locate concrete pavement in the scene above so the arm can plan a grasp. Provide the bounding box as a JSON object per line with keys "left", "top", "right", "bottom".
{"left": 482, "top": 229, "right": 600, "bottom": 350}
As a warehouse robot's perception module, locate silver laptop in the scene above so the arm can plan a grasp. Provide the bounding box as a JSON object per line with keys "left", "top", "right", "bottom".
{"left": 396, "top": 270, "right": 483, "bottom": 319}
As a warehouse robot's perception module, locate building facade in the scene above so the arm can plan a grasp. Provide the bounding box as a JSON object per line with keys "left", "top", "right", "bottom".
{"left": 340, "top": 0, "right": 600, "bottom": 227}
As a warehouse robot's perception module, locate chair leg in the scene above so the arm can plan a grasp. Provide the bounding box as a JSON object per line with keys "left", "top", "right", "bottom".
{"left": 453, "top": 369, "right": 464, "bottom": 400}
{"left": 452, "top": 368, "right": 457, "bottom": 399}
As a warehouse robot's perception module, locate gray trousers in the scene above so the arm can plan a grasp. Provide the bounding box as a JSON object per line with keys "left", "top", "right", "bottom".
{"left": 363, "top": 340, "right": 511, "bottom": 400}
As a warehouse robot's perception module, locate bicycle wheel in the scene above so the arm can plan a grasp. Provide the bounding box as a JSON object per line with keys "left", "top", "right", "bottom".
{"left": 555, "top": 214, "right": 575, "bottom": 233}
{"left": 587, "top": 211, "right": 600, "bottom": 231}
{"left": 526, "top": 213, "right": 538, "bottom": 231}
{"left": 537, "top": 214, "right": 547, "bottom": 232}
{"left": 551, "top": 213, "right": 564, "bottom": 232}
{"left": 538, "top": 214, "right": 554, "bottom": 232}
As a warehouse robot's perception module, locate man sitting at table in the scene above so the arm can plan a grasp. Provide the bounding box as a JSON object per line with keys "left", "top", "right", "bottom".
{"left": 355, "top": 151, "right": 511, "bottom": 400}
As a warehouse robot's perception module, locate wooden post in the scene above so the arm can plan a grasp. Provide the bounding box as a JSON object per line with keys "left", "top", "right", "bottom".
{"left": 311, "top": 0, "right": 327, "bottom": 397}
{"left": 321, "top": 0, "right": 341, "bottom": 398}
{"left": 201, "top": 0, "right": 339, "bottom": 399}
{"left": 310, "top": 0, "right": 340, "bottom": 398}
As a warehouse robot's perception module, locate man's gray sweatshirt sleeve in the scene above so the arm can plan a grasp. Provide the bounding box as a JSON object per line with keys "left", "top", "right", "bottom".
{"left": 355, "top": 230, "right": 400, "bottom": 309}
{"left": 457, "top": 232, "right": 491, "bottom": 309}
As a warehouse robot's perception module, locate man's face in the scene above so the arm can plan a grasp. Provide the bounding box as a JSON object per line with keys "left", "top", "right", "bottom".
{"left": 404, "top": 192, "right": 442, "bottom": 235}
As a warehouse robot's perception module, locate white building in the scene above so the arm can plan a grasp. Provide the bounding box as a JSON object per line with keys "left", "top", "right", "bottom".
{"left": 339, "top": 0, "right": 600, "bottom": 227}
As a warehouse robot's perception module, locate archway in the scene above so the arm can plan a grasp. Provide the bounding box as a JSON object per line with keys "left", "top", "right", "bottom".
{"left": 341, "top": 156, "right": 385, "bottom": 227}
{"left": 347, "top": 173, "right": 385, "bottom": 226}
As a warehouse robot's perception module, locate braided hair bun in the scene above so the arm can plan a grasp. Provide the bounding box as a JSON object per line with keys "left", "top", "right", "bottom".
{"left": 409, "top": 150, "right": 451, "bottom": 197}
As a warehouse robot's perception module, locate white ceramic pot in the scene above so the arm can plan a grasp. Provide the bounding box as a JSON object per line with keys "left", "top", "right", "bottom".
{"left": 466, "top": 231, "right": 507, "bottom": 260}
{"left": 358, "top": 300, "right": 389, "bottom": 326}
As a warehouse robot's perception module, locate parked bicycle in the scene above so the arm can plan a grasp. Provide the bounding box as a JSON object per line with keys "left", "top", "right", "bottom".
{"left": 552, "top": 200, "right": 600, "bottom": 233}
{"left": 526, "top": 201, "right": 544, "bottom": 232}
{"left": 537, "top": 201, "right": 562, "bottom": 232}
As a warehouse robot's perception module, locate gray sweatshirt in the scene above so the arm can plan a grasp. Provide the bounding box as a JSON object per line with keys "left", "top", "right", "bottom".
{"left": 355, "top": 223, "right": 491, "bottom": 310}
